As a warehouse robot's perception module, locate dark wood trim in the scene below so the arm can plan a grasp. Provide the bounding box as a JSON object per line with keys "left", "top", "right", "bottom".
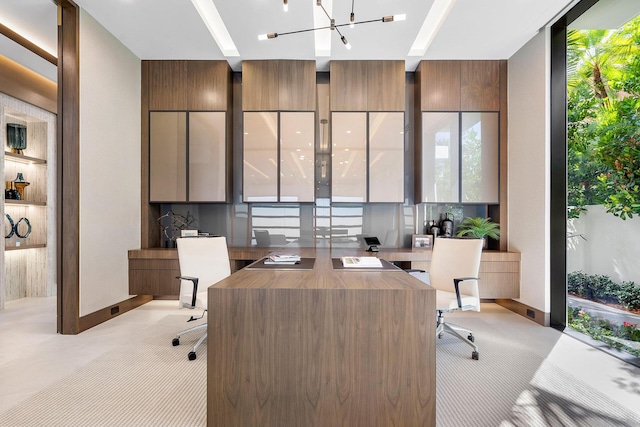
{"left": 549, "top": 0, "right": 600, "bottom": 330}
{"left": 498, "top": 60, "right": 508, "bottom": 251}
{"left": 56, "top": 0, "right": 80, "bottom": 334}
{"left": 0, "top": 54, "right": 57, "bottom": 113}
{"left": 496, "top": 299, "right": 550, "bottom": 327}
{"left": 0, "top": 22, "right": 57, "bottom": 66}
{"left": 78, "top": 295, "right": 152, "bottom": 332}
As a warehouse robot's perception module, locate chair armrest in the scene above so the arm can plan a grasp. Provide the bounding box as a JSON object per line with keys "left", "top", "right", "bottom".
{"left": 453, "top": 277, "right": 479, "bottom": 309}
{"left": 176, "top": 275, "right": 199, "bottom": 308}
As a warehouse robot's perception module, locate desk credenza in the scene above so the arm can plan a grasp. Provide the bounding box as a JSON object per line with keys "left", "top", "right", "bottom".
{"left": 207, "top": 252, "right": 436, "bottom": 426}
{"left": 128, "top": 247, "right": 521, "bottom": 299}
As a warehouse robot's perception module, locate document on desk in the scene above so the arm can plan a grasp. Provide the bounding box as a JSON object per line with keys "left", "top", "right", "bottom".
{"left": 341, "top": 256, "right": 383, "bottom": 268}
{"left": 266, "top": 253, "right": 301, "bottom": 264}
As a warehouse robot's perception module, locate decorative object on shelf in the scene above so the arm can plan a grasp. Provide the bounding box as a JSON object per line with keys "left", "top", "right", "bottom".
{"left": 6, "top": 123, "right": 27, "bottom": 154}
{"left": 456, "top": 217, "right": 501, "bottom": 249}
{"left": 427, "top": 219, "right": 439, "bottom": 237}
{"left": 440, "top": 212, "right": 454, "bottom": 237}
{"left": 5, "top": 214, "right": 15, "bottom": 238}
{"left": 412, "top": 234, "right": 433, "bottom": 250}
{"left": 157, "top": 210, "right": 196, "bottom": 248}
{"left": 5, "top": 180, "right": 20, "bottom": 200}
{"left": 258, "top": 0, "right": 405, "bottom": 50}
{"left": 14, "top": 217, "right": 32, "bottom": 239}
{"left": 13, "top": 173, "right": 30, "bottom": 200}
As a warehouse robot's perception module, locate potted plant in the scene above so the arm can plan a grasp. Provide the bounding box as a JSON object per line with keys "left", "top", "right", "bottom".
{"left": 456, "top": 217, "right": 501, "bottom": 248}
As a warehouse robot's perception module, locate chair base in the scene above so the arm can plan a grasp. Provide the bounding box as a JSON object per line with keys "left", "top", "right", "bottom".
{"left": 172, "top": 323, "right": 207, "bottom": 361}
{"left": 437, "top": 311, "right": 479, "bottom": 360}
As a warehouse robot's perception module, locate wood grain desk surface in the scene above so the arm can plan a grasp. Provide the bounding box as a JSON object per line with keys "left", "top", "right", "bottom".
{"left": 206, "top": 250, "right": 436, "bottom": 426}
{"left": 210, "top": 250, "right": 432, "bottom": 291}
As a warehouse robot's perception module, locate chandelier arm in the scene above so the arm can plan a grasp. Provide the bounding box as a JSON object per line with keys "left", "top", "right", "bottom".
{"left": 334, "top": 18, "right": 383, "bottom": 29}
{"left": 277, "top": 25, "right": 332, "bottom": 37}
{"left": 319, "top": 3, "right": 332, "bottom": 22}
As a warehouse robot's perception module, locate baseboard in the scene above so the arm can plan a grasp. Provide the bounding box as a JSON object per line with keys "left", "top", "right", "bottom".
{"left": 78, "top": 295, "right": 153, "bottom": 333}
{"left": 495, "top": 299, "right": 550, "bottom": 327}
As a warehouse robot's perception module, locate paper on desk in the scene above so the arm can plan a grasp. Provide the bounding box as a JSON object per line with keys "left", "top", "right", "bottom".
{"left": 340, "top": 256, "right": 382, "bottom": 268}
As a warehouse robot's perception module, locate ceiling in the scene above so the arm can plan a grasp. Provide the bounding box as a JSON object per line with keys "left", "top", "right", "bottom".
{"left": 0, "top": 0, "right": 580, "bottom": 83}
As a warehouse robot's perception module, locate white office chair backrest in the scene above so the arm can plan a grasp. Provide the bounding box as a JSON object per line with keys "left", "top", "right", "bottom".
{"left": 176, "top": 236, "right": 231, "bottom": 301}
{"left": 429, "top": 237, "right": 483, "bottom": 297}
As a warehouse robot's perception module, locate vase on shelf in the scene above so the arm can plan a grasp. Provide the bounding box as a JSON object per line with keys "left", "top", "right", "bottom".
{"left": 5, "top": 181, "right": 20, "bottom": 200}
{"left": 13, "top": 173, "right": 30, "bottom": 200}
{"left": 6, "top": 123, "right": 27, "bottom": 155}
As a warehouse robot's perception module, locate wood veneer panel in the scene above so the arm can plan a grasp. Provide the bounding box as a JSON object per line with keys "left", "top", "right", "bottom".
{"left": 0, "top": 54, "right": 57, "bottom": 114}
{"left": 460, "top": 61, "right": 500, "bottom": 111}
{"left": 58, "top": 0, "right": 80, "bottom": 334}
{"left": 242, "top": 61, "right": 279, "bottom": 110}
{"left": 367, "top": 60, "right": 405, "bottom": 111}
{"left": 140, "top": 61, "right": 160, "bottom": 248}
{"left": 498, "top": 60, "right": 508, "bottom": 251}
{"left": 418, "top": 61, "right": 461, "bottom": 111}
{"left": 208, "top": 254, "right": 435, "bottom": 426}
{"left": 187, "top": 61, "right": 230, "bottom": 110}
{"left": 330, "top": 61, "right": 368, "bottom": 111}
{"left": 278, "top": 60, "right": 316, "bottom": 111}
{"left": 148, "top": 60, "right": 188, "bottom": 110}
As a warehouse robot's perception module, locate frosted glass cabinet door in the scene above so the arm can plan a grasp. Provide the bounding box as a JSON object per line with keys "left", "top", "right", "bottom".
{"left": 421, "top": 112, "right": 459, "bottom": 203}
{"left": 331, "top": 112, "right": 367, "bottom": 202}
{"left": 461, "top": 112, "right": 499, "bottom": 203}
{"left": 243, "top": 112, "right": 278, "bottom": 202}
{"left": 369, "top": 112, "right": 404, "bottom": 202}
{"left": 280, "top": 112, "right": 315, "bottom": 202}
{"left": 150, "top": 112, "right": 187, "bottom": 202}
{"left": 189, "top": 112, "right": 226, "bottom": 202}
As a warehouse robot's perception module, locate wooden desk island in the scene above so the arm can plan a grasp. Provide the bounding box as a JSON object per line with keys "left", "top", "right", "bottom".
{"left": 207, "top": 251, "right": 436, "bottom": 426}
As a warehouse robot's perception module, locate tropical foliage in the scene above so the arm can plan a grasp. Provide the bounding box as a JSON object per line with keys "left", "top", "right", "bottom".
{"left": 567, "top": 15, "right": 640, "bottom": 219}
{"left": 456, "top": 216, "right": 500, "bottom": 240}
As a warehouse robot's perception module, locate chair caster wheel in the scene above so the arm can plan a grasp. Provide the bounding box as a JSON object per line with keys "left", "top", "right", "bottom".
{"left": 172, "top": 338, "right": 180, "bottom": 346}
{"left": 467, "top": 334, "right": 474, "bottom": 342}
{"left": 472, "top": 351, "right": 479, "bottom": 360}
{"left": 188, "top": 351, "right": 197, "bottom": 361}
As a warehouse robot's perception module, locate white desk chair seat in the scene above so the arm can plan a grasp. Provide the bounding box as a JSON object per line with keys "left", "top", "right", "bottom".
{"left": 172, "top": 236, "right": 230, "bottom": 361}
{"left": 411, "top": 237, "right": 483, "bottom": 360}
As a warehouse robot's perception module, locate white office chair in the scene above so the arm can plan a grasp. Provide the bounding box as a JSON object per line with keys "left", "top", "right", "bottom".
{"left": 412, "top": 237, "right": 483, "bottom": 360}
{"left": 171, "top": 236, "right": 231, "bottom": 360}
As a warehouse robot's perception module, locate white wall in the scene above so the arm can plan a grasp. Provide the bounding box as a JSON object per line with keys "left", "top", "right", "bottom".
{"left": 507, "top": 30, "right": 551, "bottom": 312}
{"left": 79, "top": 9, "right": 141, "bottom": 316}
{"left": 568, "top": 205, "right": 640, "bottom": 284}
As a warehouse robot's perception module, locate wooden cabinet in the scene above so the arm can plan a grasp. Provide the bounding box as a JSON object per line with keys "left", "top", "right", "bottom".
{"left": 149, "top": 111, "right": 229, "bottom": 203}
{"left": 128, "top": 247, "right": 520, "bottom": 299}
{"left": 243, "top": 111, "right": 315, "bottom": 202}
{"left": 330, "top": 60, "right": 405, "bottom": 111}
{"left": 243, "top": 60, "right": 316, "bottom": 111}
{"left": 147, "top": 60, "right": 232, "bottom": 111}
{"left": 418, "top": 112, "right": 499, "bottom": 204}
{"left": 2, "top": 94, "right": 56, "bottom": 307}
{"left": 415, "top": 60, "right": 508, "bottom": 250}
{"left": 331, "top": 111, "right": 404, "bottom": 203}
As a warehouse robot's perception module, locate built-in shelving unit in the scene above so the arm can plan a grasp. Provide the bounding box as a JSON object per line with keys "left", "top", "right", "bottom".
{"left": 1, "top": 93, "right": 56, "bottom": 309}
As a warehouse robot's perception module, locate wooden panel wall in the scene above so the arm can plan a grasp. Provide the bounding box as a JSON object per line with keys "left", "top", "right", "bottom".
{"left": 416, "top": 59, "right": 508, "bottom": 250}
{"left": 243, "top": 60, "right": 316, "bottom": 111}
{"left": 141, "top": 60, "right": 232, "bottom": 248}
{"left": 460, "top": 61, "right": 501, "bottom": 111}
{"left": 148, "top": 61, "right": 188, "bottom": 110}
{"left": 417, "top": 60, "right": 461, "bottom": 111}
{"left": 278, "top": 60, "right": 316, "bottom": 110}
{"left": 242, "top": 61, "right": 279, "bottom": 110}
{"left": 330, "top": 61, "right": 368, "bottom": 111}
{"left": 187, "top": 60, "right": 232, "bottom": 110}
{"left": 0, "top": 54, "right": 57, "bottom": 114}
{"left": 330, "top": 60, "right": 405, "bottom": 111}
{"left": 367, "top": 60, "right": 406, "bottom": 111}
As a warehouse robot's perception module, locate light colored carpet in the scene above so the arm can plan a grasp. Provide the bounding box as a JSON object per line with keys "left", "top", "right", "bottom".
{"left": 1, "top": 309, "right": 639, "bottom": 427}
{"left": 0, "top": 315, "right": 208, "bottom": 427}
